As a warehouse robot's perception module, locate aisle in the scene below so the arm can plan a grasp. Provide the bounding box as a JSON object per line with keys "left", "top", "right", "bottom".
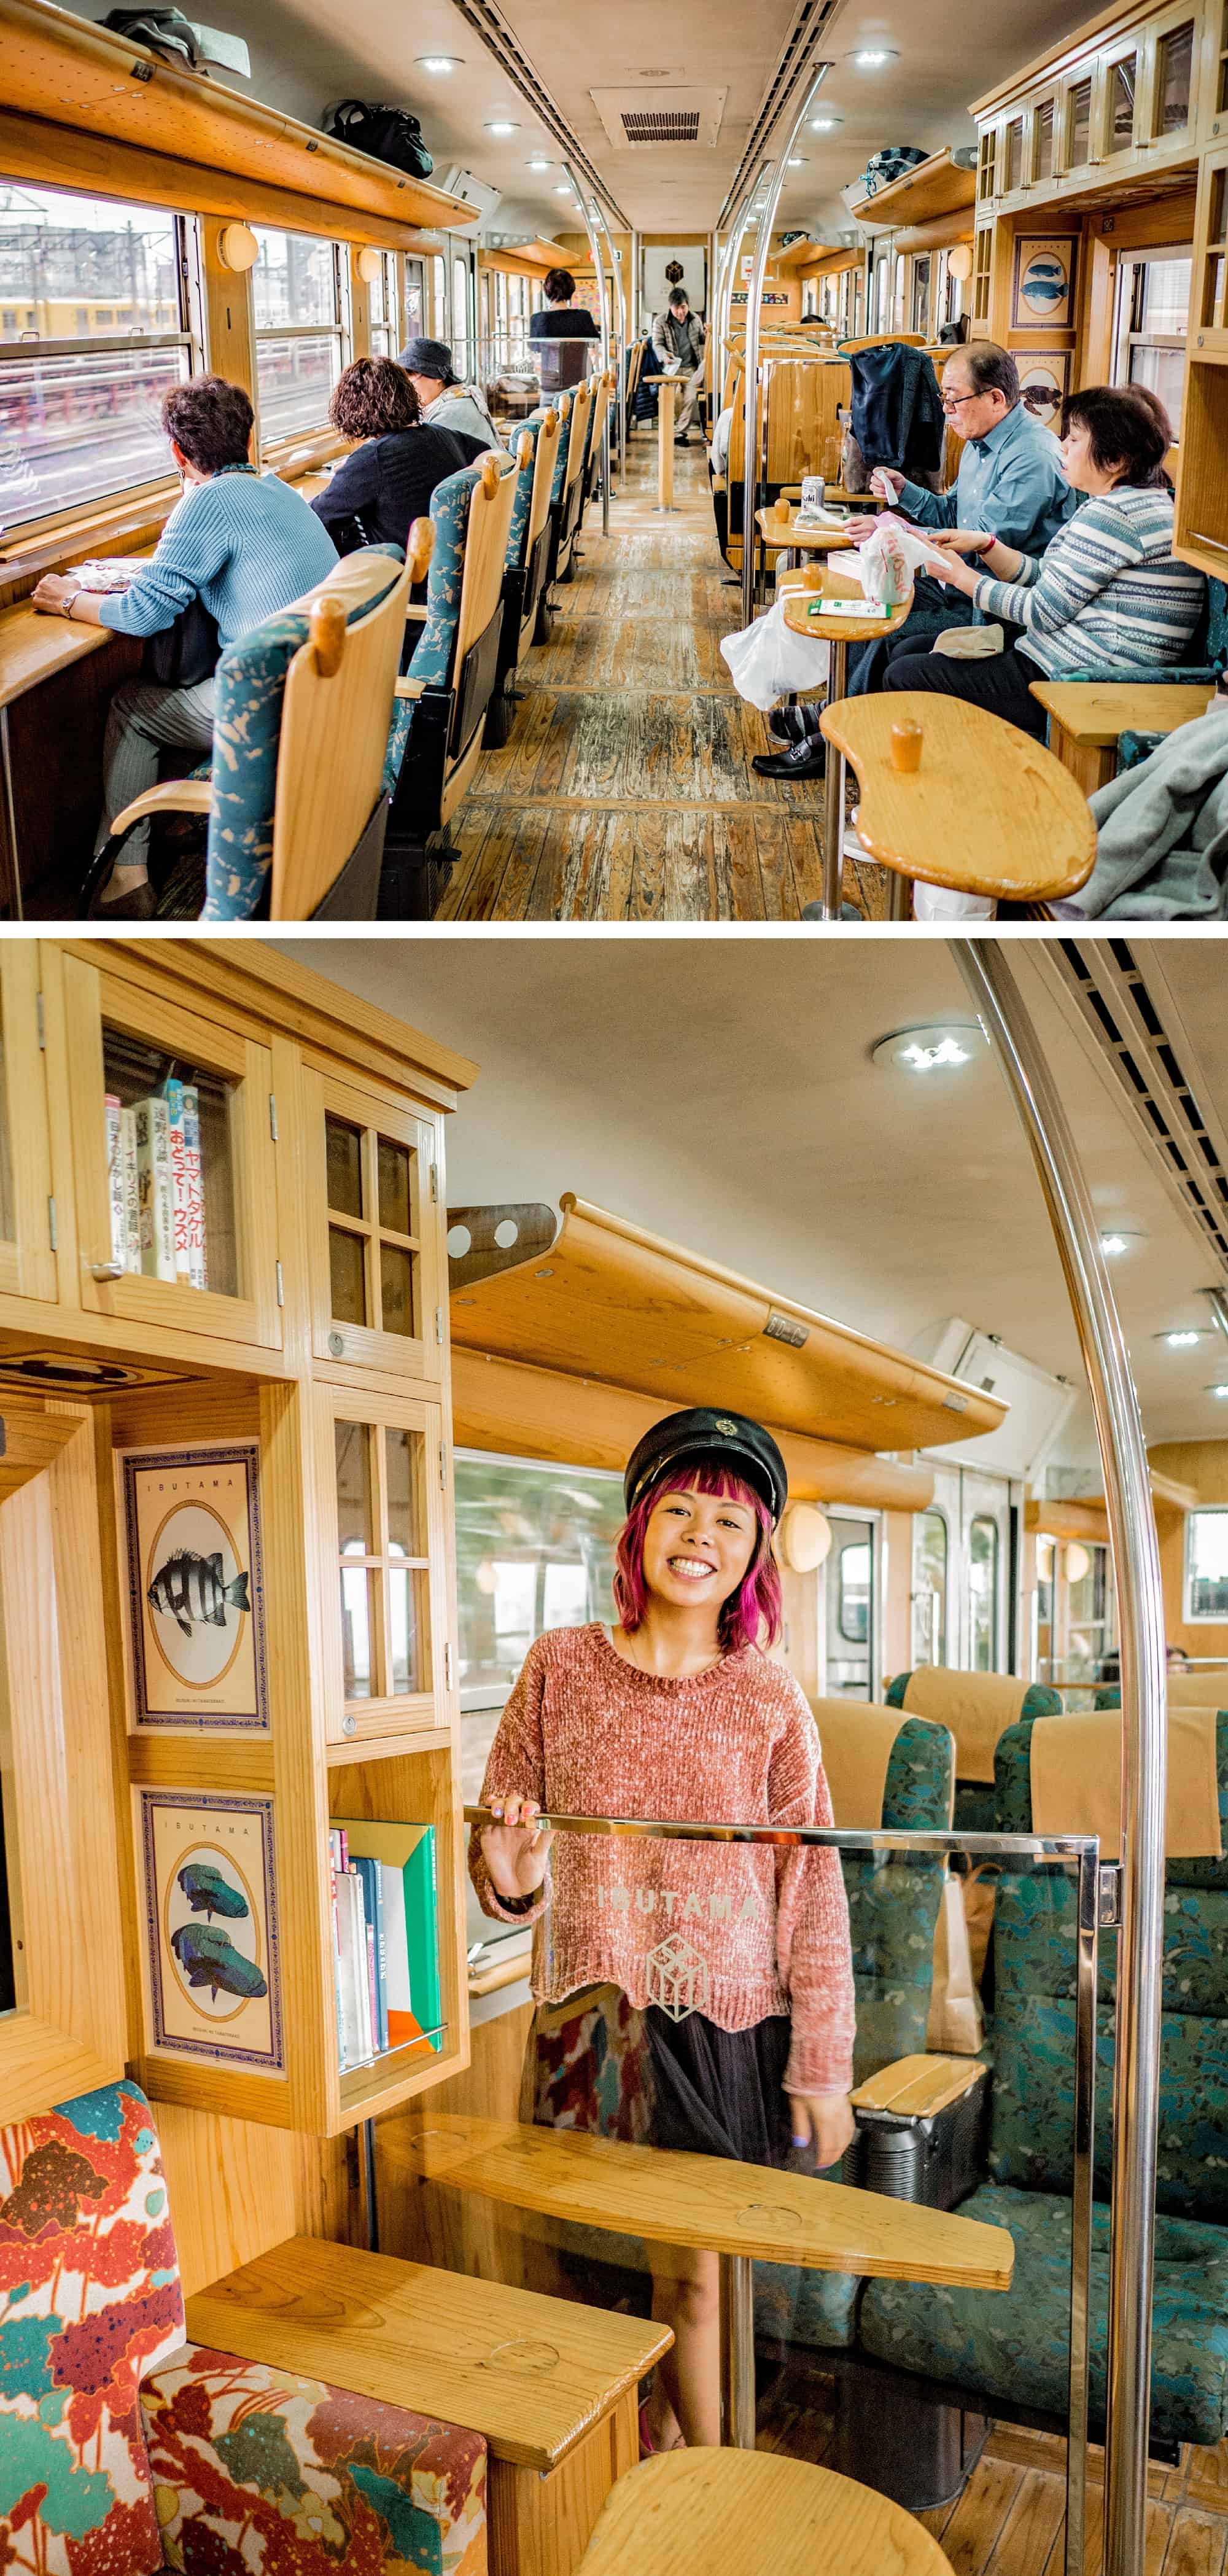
{"left": 437, "top": 434, "right": 891, "bottom": 922}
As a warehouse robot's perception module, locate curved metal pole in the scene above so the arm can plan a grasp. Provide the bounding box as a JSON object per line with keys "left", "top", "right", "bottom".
{"left": 591, "top": 200, "right": 628, "bottom": 481}
{"left": 956, "top": 942, "right": 1167, "bottom": 2576}
{"left": 717, "top": 167, "right": 766, "bottom": 431}
{"left": 740, "top": 63, "right": 832, "bottom": 630}
{"left": 564, "top": 163, "right": 612, "bottom": 534}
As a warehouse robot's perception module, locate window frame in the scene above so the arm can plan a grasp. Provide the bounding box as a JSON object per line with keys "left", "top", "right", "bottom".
{"left": 252, "top": 228, "right": 349, "bottom": 452}
{"left": 912, "top": 1505, "right": 949, "bottom": 1668}
{"left": 0, "top": 185, "right": 203, "bottom": 537}
{"left": 1185, "top": 1506, "right": 1228, "bottom": 1623}
{"left": 1111, "top": 239, "right": 1192, "bottom": 438}
{"left": 837, "top": 1536, "right": 872, "bottom": 1646}
{"left": 969, "top": 1511, "right": 1001, "bottom": 1672}
{"left": 368, "top": 248, "right": 403, "bottom": 359}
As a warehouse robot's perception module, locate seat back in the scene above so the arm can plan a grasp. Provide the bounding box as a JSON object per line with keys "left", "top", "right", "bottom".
{"left": 764, "top": 357, "right": 849, "bottom": 484}
{"left": 585, "top": 368, "right": 613, "bottom": 480}
{"left": 990, "top": 1710, "right": 1228, "bottom": 2215}
{"left": 885, "top": 1668, "right": 1061, "bottom": 1830}
{"left": 1097, "top": 1670, "right": 1228, "bottom": 1710}
{"left": 450, "top": 451, "right": 519, "bottom": 746}
{"left": 527, "top": 405, "right": 564, "bottom": 550}
{"left": 548, "top": 391, "right": 573, "bottom": 504}
{"left": 200, "top": 543, "right": 411, "bottom": 923}
{"left": 812, "top": 1698, "right": 955, "bottom": 2082}
{"left": 271, "top": 547, "right": 415, "bottom": 918}
{"left": 562, "top": 376, "right": 594, "bottom": 494}
{"left": 0, "top": 2079, "right": 185, "bottom": 2576}
{"left": 503, "top": 423, "right": 540, "bottom": 573}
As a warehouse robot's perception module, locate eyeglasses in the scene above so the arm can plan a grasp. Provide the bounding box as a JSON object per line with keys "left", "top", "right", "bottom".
{"left": 941, "top": 391, "right": 981, "bottom": 414}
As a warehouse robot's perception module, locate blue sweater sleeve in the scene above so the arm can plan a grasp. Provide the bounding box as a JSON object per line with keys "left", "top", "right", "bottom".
{"left": 98, "top": 484, "right": 233, "bottom": 637}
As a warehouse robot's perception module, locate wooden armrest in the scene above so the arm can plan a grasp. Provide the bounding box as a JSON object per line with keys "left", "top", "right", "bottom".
{"left": 850, "top": 2055, "right": 988, "bottom": 2119}
{"left": 403, "top": 604, "right": 429, "bottom": 623}
{"left": 112, "top": 779, "right": 213, "bottom": 834}
{"left": 394, "top": 677, "right": 426, "bottom": 700}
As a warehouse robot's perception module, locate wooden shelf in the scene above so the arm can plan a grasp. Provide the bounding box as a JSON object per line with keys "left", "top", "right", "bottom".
{"left": 847, "top": 148, "right": 977, "bottom": 230}
{"left": 480, "top": 238, "right": 571, "bottom": 273}
{"left": 0, "top": 0, "right": 473, "bottom": 237}
{"left": 777, "top": 236, "right": 844, "bottom": 272}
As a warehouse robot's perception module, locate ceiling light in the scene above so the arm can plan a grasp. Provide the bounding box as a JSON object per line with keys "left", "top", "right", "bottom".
{"left": 871, "top": 1021, "right": 989, "bottom": 1074}
{"left": 787, "top": 156, "right": 806, "bottom": 166}
{"left": 1098, "top": 1229, "right": 1145, "bottom": 1256}
{"left": 1210, "top": 1384, "right": 1228, "bottom": 1399}
{"left": 485, "top": 119, "right": 519, "bottom": 134}
{"left": 416, "top": 53, "right": 460, "bottom": 71}
{"left": 851, "top": 45, "right": 898, "bottom": 66}
{"left": 1100, "top": 1235, "right": 1129, "bottom": 1256}
{"left": 1165, "top": 1331, "right": 1202, "bottom": 1347}
{"left": 527, "top": 156, "right": 551, "bottom": 169}
{"left": 554, "top": 183, "right": 572, "bottom": 193}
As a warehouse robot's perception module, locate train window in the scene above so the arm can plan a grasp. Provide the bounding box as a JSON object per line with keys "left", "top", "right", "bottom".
{"left": 405, "top": 257, "right": 425, "bottom": 340}
{"left": 1109, "top": 53, "right": 1138, "bottom": 150}
{"left": 912, "top": 1509, "right": 949, "bottom": 1667}
{"left": 453, "top": 255, "right": 470, "bottom": 375}
{"left": 970, "top": 1516, "right": 1000, "bottom": 1671}
{"left": 1156, "top": 20, "right": 1195, "bottom": 133}
{"left": 431, "top": 254, "right": 447, "bottom": 337}
{"left": 1187, "top": 1509, "right": 1228, "bottom": 1619}
{"left": 837, "top": 1541, "right": 871, "bottom": 1644}
{"left": 911, "top": 254, "right": 931, "bottom": 333}
{"left": 0, "top": 181, "right": 194, "bottom": 529}
{"left": 368, "top": 251, "right": 402, "bottom": 359}
{"left": 1034, "top": 99, "right": 1055, "bottom": 181}
{"left": 1067, "top": 77, "right": 1094, "bottom": 167}
{"left": 252, "top": 228, "right": 345, "bottom": 443}
{"left": 1067, "top": 1541, "right": 1114, "bottom": 1681}
{"left": 453, "top": 1453, "right": 624, "bottom": 1789}
{"left": 893, "top": 254, "right": 905, "bottom": 324}
{"left": 1114, "top": 248, "right": 1191, "bottom": 435}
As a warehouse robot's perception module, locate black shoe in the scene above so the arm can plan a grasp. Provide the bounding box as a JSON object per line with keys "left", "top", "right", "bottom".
{"left": 768, "top": 704, "right": 813, "bottom": 747}
{"left": 752, "top": 735, "right": 827, "bottom": 781}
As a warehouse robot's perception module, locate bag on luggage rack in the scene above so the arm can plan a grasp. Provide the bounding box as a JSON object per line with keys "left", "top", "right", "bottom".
{"left": 325, "top": 99, "right": 434, "bottom": 179}
{"left": 101, "top": 7, "right": 200, "bottom": 69}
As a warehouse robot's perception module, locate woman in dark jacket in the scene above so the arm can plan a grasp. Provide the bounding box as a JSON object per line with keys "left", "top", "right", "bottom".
{"left": 310, "top": 357, "right": 484, "bottom": 559}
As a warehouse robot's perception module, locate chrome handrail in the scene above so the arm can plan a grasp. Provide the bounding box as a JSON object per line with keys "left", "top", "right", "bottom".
{"left": 959, "top": 942, "right": 1167, "bottom": 2576}
{"left": 740, "top": 61, "right": 833, "bottom": 632}
{"left": 564, "top": 165, "right": 612, "bottom": 537}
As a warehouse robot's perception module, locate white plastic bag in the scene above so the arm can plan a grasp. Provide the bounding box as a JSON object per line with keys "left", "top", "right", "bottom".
{"left": 912, "top": 879, "right": 996, "bottom": 921}
{"left": 856, "top": 509, "right": 952, "bottom": 605}
{"left": 719, "top": 599, "right": 830, "bottom": 712}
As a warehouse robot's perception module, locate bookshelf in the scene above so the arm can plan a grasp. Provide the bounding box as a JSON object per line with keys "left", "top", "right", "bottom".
{"left": 0, "top": 938, "right": 478, "bottom": 2138}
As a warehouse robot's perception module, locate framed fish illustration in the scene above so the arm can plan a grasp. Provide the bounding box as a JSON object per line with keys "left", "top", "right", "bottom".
{"left": 1012, "top": 236, "right": 1077, "bottom": 330}
{"left": 121, "top": 1441, "right": 269, "bottom": 1729}
{"left": 139, "top": 1789, "right": 284, "bottom": 2071}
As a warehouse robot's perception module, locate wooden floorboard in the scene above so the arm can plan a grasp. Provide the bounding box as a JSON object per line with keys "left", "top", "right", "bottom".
{"left": 752, "top": 2368, "right": 1228, "bottom": 2576}
{"left": 438, "top": 435, "right": 891, "bottom": 922}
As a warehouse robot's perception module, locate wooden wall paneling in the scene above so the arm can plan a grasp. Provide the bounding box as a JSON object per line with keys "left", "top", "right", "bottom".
{"left": 0, "top": 1401, "right": 129, "bottom": 2120}
{"left": 201, "top": 218, "right": 257, "bottom": 401}
{"left": 1081, "top": 224, "right": 1117, "bottom": 382}
{"left": 260, "top": 1376, "right": 336, "bottom": 2132}
{"left": 157, "top": 2099, "right": 356, "bottom": 2298}
{"left": 375, "top": 2000, "right": 537, "bottom": 2286}
{"left": 0, "top": 945, "right": 56, "bottom": 1306}
{"left": 4, "top": 631, "right": 142, "bottom": 909}
{"left": 487, "top": 2395, "right": 639, "bottom": 2576}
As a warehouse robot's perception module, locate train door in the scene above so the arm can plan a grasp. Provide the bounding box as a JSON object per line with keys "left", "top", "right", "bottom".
{"left": 911, "top": 1466, "right": 1018, "bottom": 1671}
{"left": 823, "top": 1509, "right": 882, "bottom": 1700}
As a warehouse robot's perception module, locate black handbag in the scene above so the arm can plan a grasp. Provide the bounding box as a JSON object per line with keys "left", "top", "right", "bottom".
{"left": 325, "top": 99, "right": 434, "bottom": 179}
{"left": 101, "top": 7, "right": 200, "bottom": 68}
{"left": 146, "top": 595, "right": 220, "bottom": 688}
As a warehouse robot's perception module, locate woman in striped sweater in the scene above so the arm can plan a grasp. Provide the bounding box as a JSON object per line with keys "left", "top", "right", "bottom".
{"left": 881, "top": 386, "right": 1204, "bottom": 741}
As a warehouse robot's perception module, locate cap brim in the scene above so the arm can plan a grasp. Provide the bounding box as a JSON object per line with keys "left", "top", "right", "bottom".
{"left": 629, "top": 1436, "right": 780, "bottom": 1522}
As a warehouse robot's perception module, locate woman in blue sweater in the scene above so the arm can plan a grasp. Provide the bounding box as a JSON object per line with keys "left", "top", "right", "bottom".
{"left": 32, "top": 374, "right": 338, "bottom": 916}
{"left": 881, "top": 386, "right": 1204, "bottom": 742}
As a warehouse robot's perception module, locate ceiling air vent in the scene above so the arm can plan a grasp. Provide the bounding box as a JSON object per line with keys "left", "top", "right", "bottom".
{"left": 592, "top": 86, "right": 727, "bottom": 150}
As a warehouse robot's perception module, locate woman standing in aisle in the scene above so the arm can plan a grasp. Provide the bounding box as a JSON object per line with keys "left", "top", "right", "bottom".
{"left": 470, "top": 1407, "right": 857, "bottom": 2454}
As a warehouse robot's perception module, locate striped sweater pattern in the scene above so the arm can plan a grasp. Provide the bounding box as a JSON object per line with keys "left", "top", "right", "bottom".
{"left": 468, "top": 1624, "right": 857, "bottom": 2096}
{"left": 973, "top": 485, "right": 1204, "bottom": 680}
{"left": 99, "top": 465, "right": 339, "bottom": 650}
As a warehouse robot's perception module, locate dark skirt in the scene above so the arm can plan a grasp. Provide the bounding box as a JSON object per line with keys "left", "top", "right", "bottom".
{"left": 529, "top": 1983, "right": 794, "bottom": 2170}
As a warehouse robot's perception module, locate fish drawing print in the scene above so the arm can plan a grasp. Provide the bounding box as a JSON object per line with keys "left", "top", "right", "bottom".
{"left": 147, "top": 1547, "right": 251, "bottom": 1639}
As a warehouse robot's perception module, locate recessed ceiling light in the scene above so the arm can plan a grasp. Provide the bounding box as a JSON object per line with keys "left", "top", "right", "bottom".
{"left": 1164, "top": 1330, "right": 1203, "bottom": 1347}
{"left": 554, "top": 183, "right": 572, "bottom": 193}
{"left": 485, "top": 119, "right": 519, "bottom": 134}
{"left": 787, "top": 155, "right": 806, "bottom": 166}
{"left": 850, "top": 45, "right": 898, "bottom": 66}
{"left": 1098, "top": 1229, "right": 1145, "bottom": 1256}
{"left": 1210, "top": 1383, "right": 1228, "bottom": 1399}
{"left": 416, "top": 53, "right": 460, "bottom": 71}
{"left": 527, "top": 155, "right": 551, "bottom": 168}
{"left": 871, "top": 1022, "right": 989, "bottom": 1074}
{"left": 810, "top": 113, "right": 844, "bottom": 128}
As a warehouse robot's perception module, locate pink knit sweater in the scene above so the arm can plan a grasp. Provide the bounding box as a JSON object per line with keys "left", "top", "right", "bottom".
{"left": 468, "top": 1624, "right": 856, "bottom": 2096}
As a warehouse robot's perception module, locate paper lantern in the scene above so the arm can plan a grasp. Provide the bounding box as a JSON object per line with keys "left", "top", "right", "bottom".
{"left": 778, "top": 1501, "right": 833, "bottom": 1573}
{"left": 217, "top": 222, "right": 258, "bottom": 273}
{"left": 947, "top": 243, "right": 974, "bottom": 282}
{"left": 355, "top": 245, "right": 384, "bottom": 285}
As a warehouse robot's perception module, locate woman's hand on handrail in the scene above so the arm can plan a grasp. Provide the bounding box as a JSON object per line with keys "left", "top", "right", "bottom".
{"left": 480, "top": 1795, "right": 555, "bottom": 1899}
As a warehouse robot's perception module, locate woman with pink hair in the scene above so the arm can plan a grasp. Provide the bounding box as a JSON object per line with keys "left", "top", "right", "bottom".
{"left": 470, "top": 1406, "right": 856, "bottom": 2454}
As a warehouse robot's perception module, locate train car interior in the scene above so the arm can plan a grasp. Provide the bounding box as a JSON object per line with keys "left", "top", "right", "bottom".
{"left": 0, "top": 927, "right": 1224, "bottom": 2576}
{"left": 1, "top": 0, "right": 1226, "bottom": 920}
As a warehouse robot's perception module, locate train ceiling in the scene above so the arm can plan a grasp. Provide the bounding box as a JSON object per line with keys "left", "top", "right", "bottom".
{"left": 76, "top": 0, "right": 1099, "bottom": 238}
{"left": 275, "top": 939, "right": 1228, "bottom": 1459}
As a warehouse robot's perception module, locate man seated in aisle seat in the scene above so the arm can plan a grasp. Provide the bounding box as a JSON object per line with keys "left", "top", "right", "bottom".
{"left": 651, "top": 288, "right": 707, "bottom": 445}
{"left": 528, "top": 266, "right": 600, "bottom": 395}
{"left": 30, "top": 373, "right": 338, "bottom": 919}
{"left": 709, "top": 399, "right": 733, "bottom": 478}
{"left": 398, "top": 335, "right": 498, "bottom": 451}
{"left": 882, "top": 385, "right": 1203, "bottom": 741}
{"left": 311, "top": 357, "right": 484, "bottom": 564}
{"left": 753, "top": 342, "right": 1078, "bottom": 783}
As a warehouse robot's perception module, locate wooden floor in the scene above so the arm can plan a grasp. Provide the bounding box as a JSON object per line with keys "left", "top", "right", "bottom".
{"left": 758, "top": 2367, "right": 1228, "bottom": 2576}
{"left": 438, "top": 434, "right": 889, "bottom": 923}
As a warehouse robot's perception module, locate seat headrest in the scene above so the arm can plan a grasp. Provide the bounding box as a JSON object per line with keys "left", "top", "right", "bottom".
{"left": 1030, "top": 1707, "right": 1222, "bottom": 1859}
{"left": 896, "top": 1668, "right": 1041, "bottom": 1781}
{"left": 808, "top": 1698, "right": 953, "bottom": 1831}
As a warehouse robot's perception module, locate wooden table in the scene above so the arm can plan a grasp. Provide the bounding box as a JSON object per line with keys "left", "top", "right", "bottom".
{"left": 781, "top": 568, "right": 914, "bottom": 919}
{"left": 378, "top": 2114, "right": 1012, "bottom": 2453}
{"left": 819, "top": 691, "right": 1097, "bottom": 915}
{"left": 1027, "top": 678, "right": 1216, "bottom": 795}
{"left": 187, "top": 2233, "right": 671, "bottom": 2576}
{"left": 578, "top": 2447, "right": 958, "bottom": 2576}
{"left": 642, "top": 375, "right": 682, "bottom": 512}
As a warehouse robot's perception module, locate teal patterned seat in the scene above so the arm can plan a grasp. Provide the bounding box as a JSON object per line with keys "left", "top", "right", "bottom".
{"left": 184, "top": 543, "right": 406, "bottom": 923}
{"left": 885, "top": 1671, "right": 1062, "bottom": 1834}
{"left": 858, "top": 1713, "right": 1228, "bottom": 2445}
{"left": 505, "top": 418, "right": 545, "bottom": 572}
{"left": 755, "top": 1710, "right": 956, "bottom": 2356}
{"left": 381, "top": 464, "right": 483, "bottom": 806}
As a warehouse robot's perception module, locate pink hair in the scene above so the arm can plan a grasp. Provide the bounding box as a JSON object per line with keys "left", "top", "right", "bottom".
{"left": 613, "top": 1462, "right": 782, "bottom": 1653}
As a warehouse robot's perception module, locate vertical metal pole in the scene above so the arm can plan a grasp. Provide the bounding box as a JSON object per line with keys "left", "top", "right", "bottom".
{"left": 1066, "top": 1842, "right": 1100, "bottom": 2576}
{"left": 593, "top": 202, "right": 627, "bottom": 485}
{"left": 956, "top": 943, "right": 1167, "bottom": 2576}
{"left": 717, "top": 173, "right": 764, "bottom": 424}
{"left": 740, "top": 64, "right": 833, "bottom": 632}
{"left": 564, "top": 167, "right": 612, "bottom": 536}
{"left": 719, "top": 2251, "right": 756, "bottom": 2446}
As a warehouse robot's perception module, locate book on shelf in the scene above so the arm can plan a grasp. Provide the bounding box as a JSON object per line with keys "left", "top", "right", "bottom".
{"left": 120, "top": 1109, "right": 141, "bottom": 1274}
{"left": 134, "top": 1098, "right": 175, "bottom": 1283}
{"left": 165, "top": 1080, "right": 206, "bottom": 1292}
{"left": 329, "top": 1818, "right": 441, "bottom": 2072}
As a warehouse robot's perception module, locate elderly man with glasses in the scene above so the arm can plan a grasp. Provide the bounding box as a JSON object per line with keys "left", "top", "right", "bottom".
{"left": 754, "top": 341, "right": 1077, "bottom": 780}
